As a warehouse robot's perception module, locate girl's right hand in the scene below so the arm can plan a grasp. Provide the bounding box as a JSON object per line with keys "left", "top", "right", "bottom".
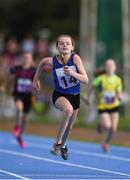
{"left": 32, "top": 80, "right": 41, "bottom": 93}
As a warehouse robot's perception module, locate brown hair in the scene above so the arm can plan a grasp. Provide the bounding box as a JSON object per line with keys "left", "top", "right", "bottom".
{"left": 56, "top": 34, "right": 75, "bottom": 47}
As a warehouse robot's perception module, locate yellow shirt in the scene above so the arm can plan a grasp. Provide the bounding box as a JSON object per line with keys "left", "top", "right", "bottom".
{"left": 93, "top": 74, "right": 122, "bottom": 110}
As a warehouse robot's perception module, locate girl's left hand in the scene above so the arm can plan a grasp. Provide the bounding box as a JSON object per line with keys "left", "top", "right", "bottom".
{"left": 64, "top": 66, "right": 73, "bottom": 75}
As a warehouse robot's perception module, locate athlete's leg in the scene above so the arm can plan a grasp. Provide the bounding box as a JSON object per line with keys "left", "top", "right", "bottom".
{"left": 59, "top": 109, "right": 79, "bottom": 160}
{"left": 13, "top": 99, "right": 27, "bottom": 148}
{"left": 19, "top": 94, "right": 31, "bottom": 136}
{"left": 104, "top": 112, "right": 119, "bottom": 144}
{"left": 99, "top": 113, "right": 111, "bottom": 130}
{"left": 110, "top": 112, "right": 119, "bottom": 132}
{"left": 16, "top": 113, "right": 28, "bottom": 148}
{"left": 15, "top": 100, "right": 24, "bottom": 125}
{"left": 50, "top": 96, "right": 73, "bottom": 156}
{"left": 13, "top": 99, "right": 23, "bottom": 136}
{"left": 61, "top": 109, "right": 79, "bottom": 146}
{"left": 19, "top": 113, "right": 29, "bottom": 136}
{"left": 54, "top": 96, "right": 73, "bottom": 144}
{"left": 99, "top": 113, "right": 112, "bottom": 152}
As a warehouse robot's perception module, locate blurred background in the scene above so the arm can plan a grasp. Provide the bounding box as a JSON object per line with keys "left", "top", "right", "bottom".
{"left": 0, "top": 0, "right": 130, "bottom": 144}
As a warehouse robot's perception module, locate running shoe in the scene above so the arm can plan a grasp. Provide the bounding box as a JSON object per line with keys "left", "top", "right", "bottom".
{"left": 102, "top": 143, "right": 109, "bottom": 152}
{"left": 60, "top": 145, "right": 68, "bottom": 160}
{"left": 16, "top": 136, "right": 26, "bottom": 148}
{"left": 50, "top": 143, "right": 62, "bottom": 155}
{"left": 12, "top": 125, "right": 20, "bottom": 137}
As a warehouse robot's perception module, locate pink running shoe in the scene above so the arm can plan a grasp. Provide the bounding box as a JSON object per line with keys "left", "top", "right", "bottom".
{"left": 16, "top": 136, "right": 26, "bottom": 148}
{"left": 12, "top": 125, "right": 20, "bottom": 137}
{"left": 102, "top": 143, "right": 109, "bottom": 152}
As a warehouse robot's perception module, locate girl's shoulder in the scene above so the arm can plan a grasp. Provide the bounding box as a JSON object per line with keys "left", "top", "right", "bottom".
{"left": 73, "top": 53, "right": 82, "bottom": 64}
{"left": 73, "top": 53, "right": 80, "bottom": 59}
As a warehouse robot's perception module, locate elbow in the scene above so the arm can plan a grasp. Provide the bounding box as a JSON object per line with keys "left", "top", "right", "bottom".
{"left": 85, "top": 79, "right": 89, "bottom": 84}
{"left": 84, "top": 74, "right": 89, "bottom": 84}
{"left": 85, "top": 75, "right": 89, "bottom": 84}
{"left": 83, "top": 77, "right": 89, "bottom": 84}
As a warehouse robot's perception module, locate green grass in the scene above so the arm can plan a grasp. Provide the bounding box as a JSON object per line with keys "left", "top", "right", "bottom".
{"left": 31, "top": 112, "right": 58, "bottom": 125}
{"left": 118, "top": 116, "right": 130, "bottom": 131}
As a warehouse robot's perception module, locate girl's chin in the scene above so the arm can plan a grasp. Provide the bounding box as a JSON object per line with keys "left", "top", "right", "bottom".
{"left": 61, "top": 51, "right": 70, "bottom": 54}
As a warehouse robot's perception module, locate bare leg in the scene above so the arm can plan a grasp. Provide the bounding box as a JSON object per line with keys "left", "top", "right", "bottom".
{"left": 15, "top": 100, "right": 23, "bottom": 126}
{"left": 105, "top": 112, "right": 119, "bottom": 143}
{"left": 19, "top": 114, "right": 29, "bottom": 136}
{"left": 55, "top": 97, "right": 73, "bottom": 144}
{"left": 99, "top": 113, "right": 111, "bottom": 130}
{"left": 99, "top": 113, "right": 112, "bottom": 151}
{"left": 13, "top": 100, "right": 23, "bottom": 136}
{"left": 62, "top": 109, "right": 79, "bottom": 146}
{"left": 14, "top": 100, "right": 26, "bottom": 148}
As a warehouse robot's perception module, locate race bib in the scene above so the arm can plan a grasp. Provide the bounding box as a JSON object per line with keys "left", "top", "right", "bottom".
{"left": 104, "top": 91, "right": 116, "bottom": 104}
{"left": 17, "top": 78, "right": 32, "bottom": 92}
{"left": 55, "top": 66, "right": 79, "bottom": 89}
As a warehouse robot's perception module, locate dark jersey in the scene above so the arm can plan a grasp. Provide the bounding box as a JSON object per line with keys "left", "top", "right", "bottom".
{"left": 10, "top": 65, "right": 36, "bottom": 94}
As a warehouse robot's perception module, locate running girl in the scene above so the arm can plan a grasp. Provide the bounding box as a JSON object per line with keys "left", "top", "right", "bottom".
{"left": 32, "top": 34, "right": 89, "bottom": 160}
{"left": 87, "top": 59, "right": 123, "bottom": 152}
{"left": 11, "top": 52, "right": 36, "bottom": 148}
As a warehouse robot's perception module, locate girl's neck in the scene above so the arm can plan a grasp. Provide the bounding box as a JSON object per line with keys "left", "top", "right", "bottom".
{"left": 23, "top": 64, "right": 31, "bottom": 69}
{"left": 62, "top": 52, "right": 71, "bottom": 61}
{"left": 106, "top": 72, "right": 115, "bottom": 76}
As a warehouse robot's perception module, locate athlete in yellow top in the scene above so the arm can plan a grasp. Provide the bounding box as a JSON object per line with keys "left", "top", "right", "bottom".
{"left": 87, "top": 59, "right": 123, "bottom": 152}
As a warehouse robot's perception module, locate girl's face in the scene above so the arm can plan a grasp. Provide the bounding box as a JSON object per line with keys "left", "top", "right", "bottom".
{"left": 23, "top": 52, "right": 33, "bottom": 66}
{"left": 105, "top": 59, "right": 116, "bottom": 75}
{"left": 57, "top": 36, "right": 74, "bottom": 54}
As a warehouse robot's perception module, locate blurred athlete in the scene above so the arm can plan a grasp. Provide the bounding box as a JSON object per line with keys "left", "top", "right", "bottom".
{"left": 32, "top": 34, "right": 88, "bottom": 160}
{"left": 87, "top": 59, "right": 123, "bottom": 152}
{"left": 10, "top": 52, "right": 36, "bottom": 148}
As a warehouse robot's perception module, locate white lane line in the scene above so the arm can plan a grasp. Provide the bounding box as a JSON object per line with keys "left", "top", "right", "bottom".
{"left": 0, "top": 148, "right": 130, "bottom": 178}
{"left": 0, "top": 169, "right": 31, "bottom": 180}
{"left": 18, "top": 179, "right": 129, "bottom": 180}
{"left": 16, "top": 174, "right": 130, "bottom": 178}
{"left": 12, "top": 141, "right": 130, "bottom": 163}
{"left": 30, "top": 179, "right": 130, "bottom": 180}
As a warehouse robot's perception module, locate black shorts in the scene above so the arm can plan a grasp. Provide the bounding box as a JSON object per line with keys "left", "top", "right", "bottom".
{"left": 14, "top": 93, "right": 32, "bottom": 113}
{"left": 52, "top": 90, "right": 80, "bottom": 110}
{"left": 98, "top": 106, "right": 120, "bottom": 114}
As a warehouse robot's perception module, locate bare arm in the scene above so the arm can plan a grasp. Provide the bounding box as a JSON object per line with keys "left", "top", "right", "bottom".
{"left": 116, "top": 78, "right": 123, "bottom": 102}
{"left": 87, "top": 82, "right": 93, "bottom": 100}
{"left": 64, "top": 54, "right": 89, "bottom": 84}
{"left": 116, "top": 92, "right": 123, "bottom": 101}
{"left": 33, "top": 57, "right": 53, "bottom": 81}
{"left": 32, "top": 57, "right": 53, "bottom": 92}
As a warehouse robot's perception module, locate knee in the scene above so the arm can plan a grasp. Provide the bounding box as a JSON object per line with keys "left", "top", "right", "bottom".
{"left": 111, "top": 127, "right": 117, "bottom": 133}
{"left": 22, "top": 115, "right": 28, "bottom": 122}
{"left": 103, "top": 123, "right": 111, "bottom": 129}
{"left": 64, "top": 107, "right": 73, "bottom": 119}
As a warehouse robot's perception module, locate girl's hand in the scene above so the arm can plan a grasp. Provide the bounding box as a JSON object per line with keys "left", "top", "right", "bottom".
{"left": 64, "top": 66, "right": 73, "bottom": 75}
{"left": 32, "top": 80, "right": 41, "bottom": 93}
